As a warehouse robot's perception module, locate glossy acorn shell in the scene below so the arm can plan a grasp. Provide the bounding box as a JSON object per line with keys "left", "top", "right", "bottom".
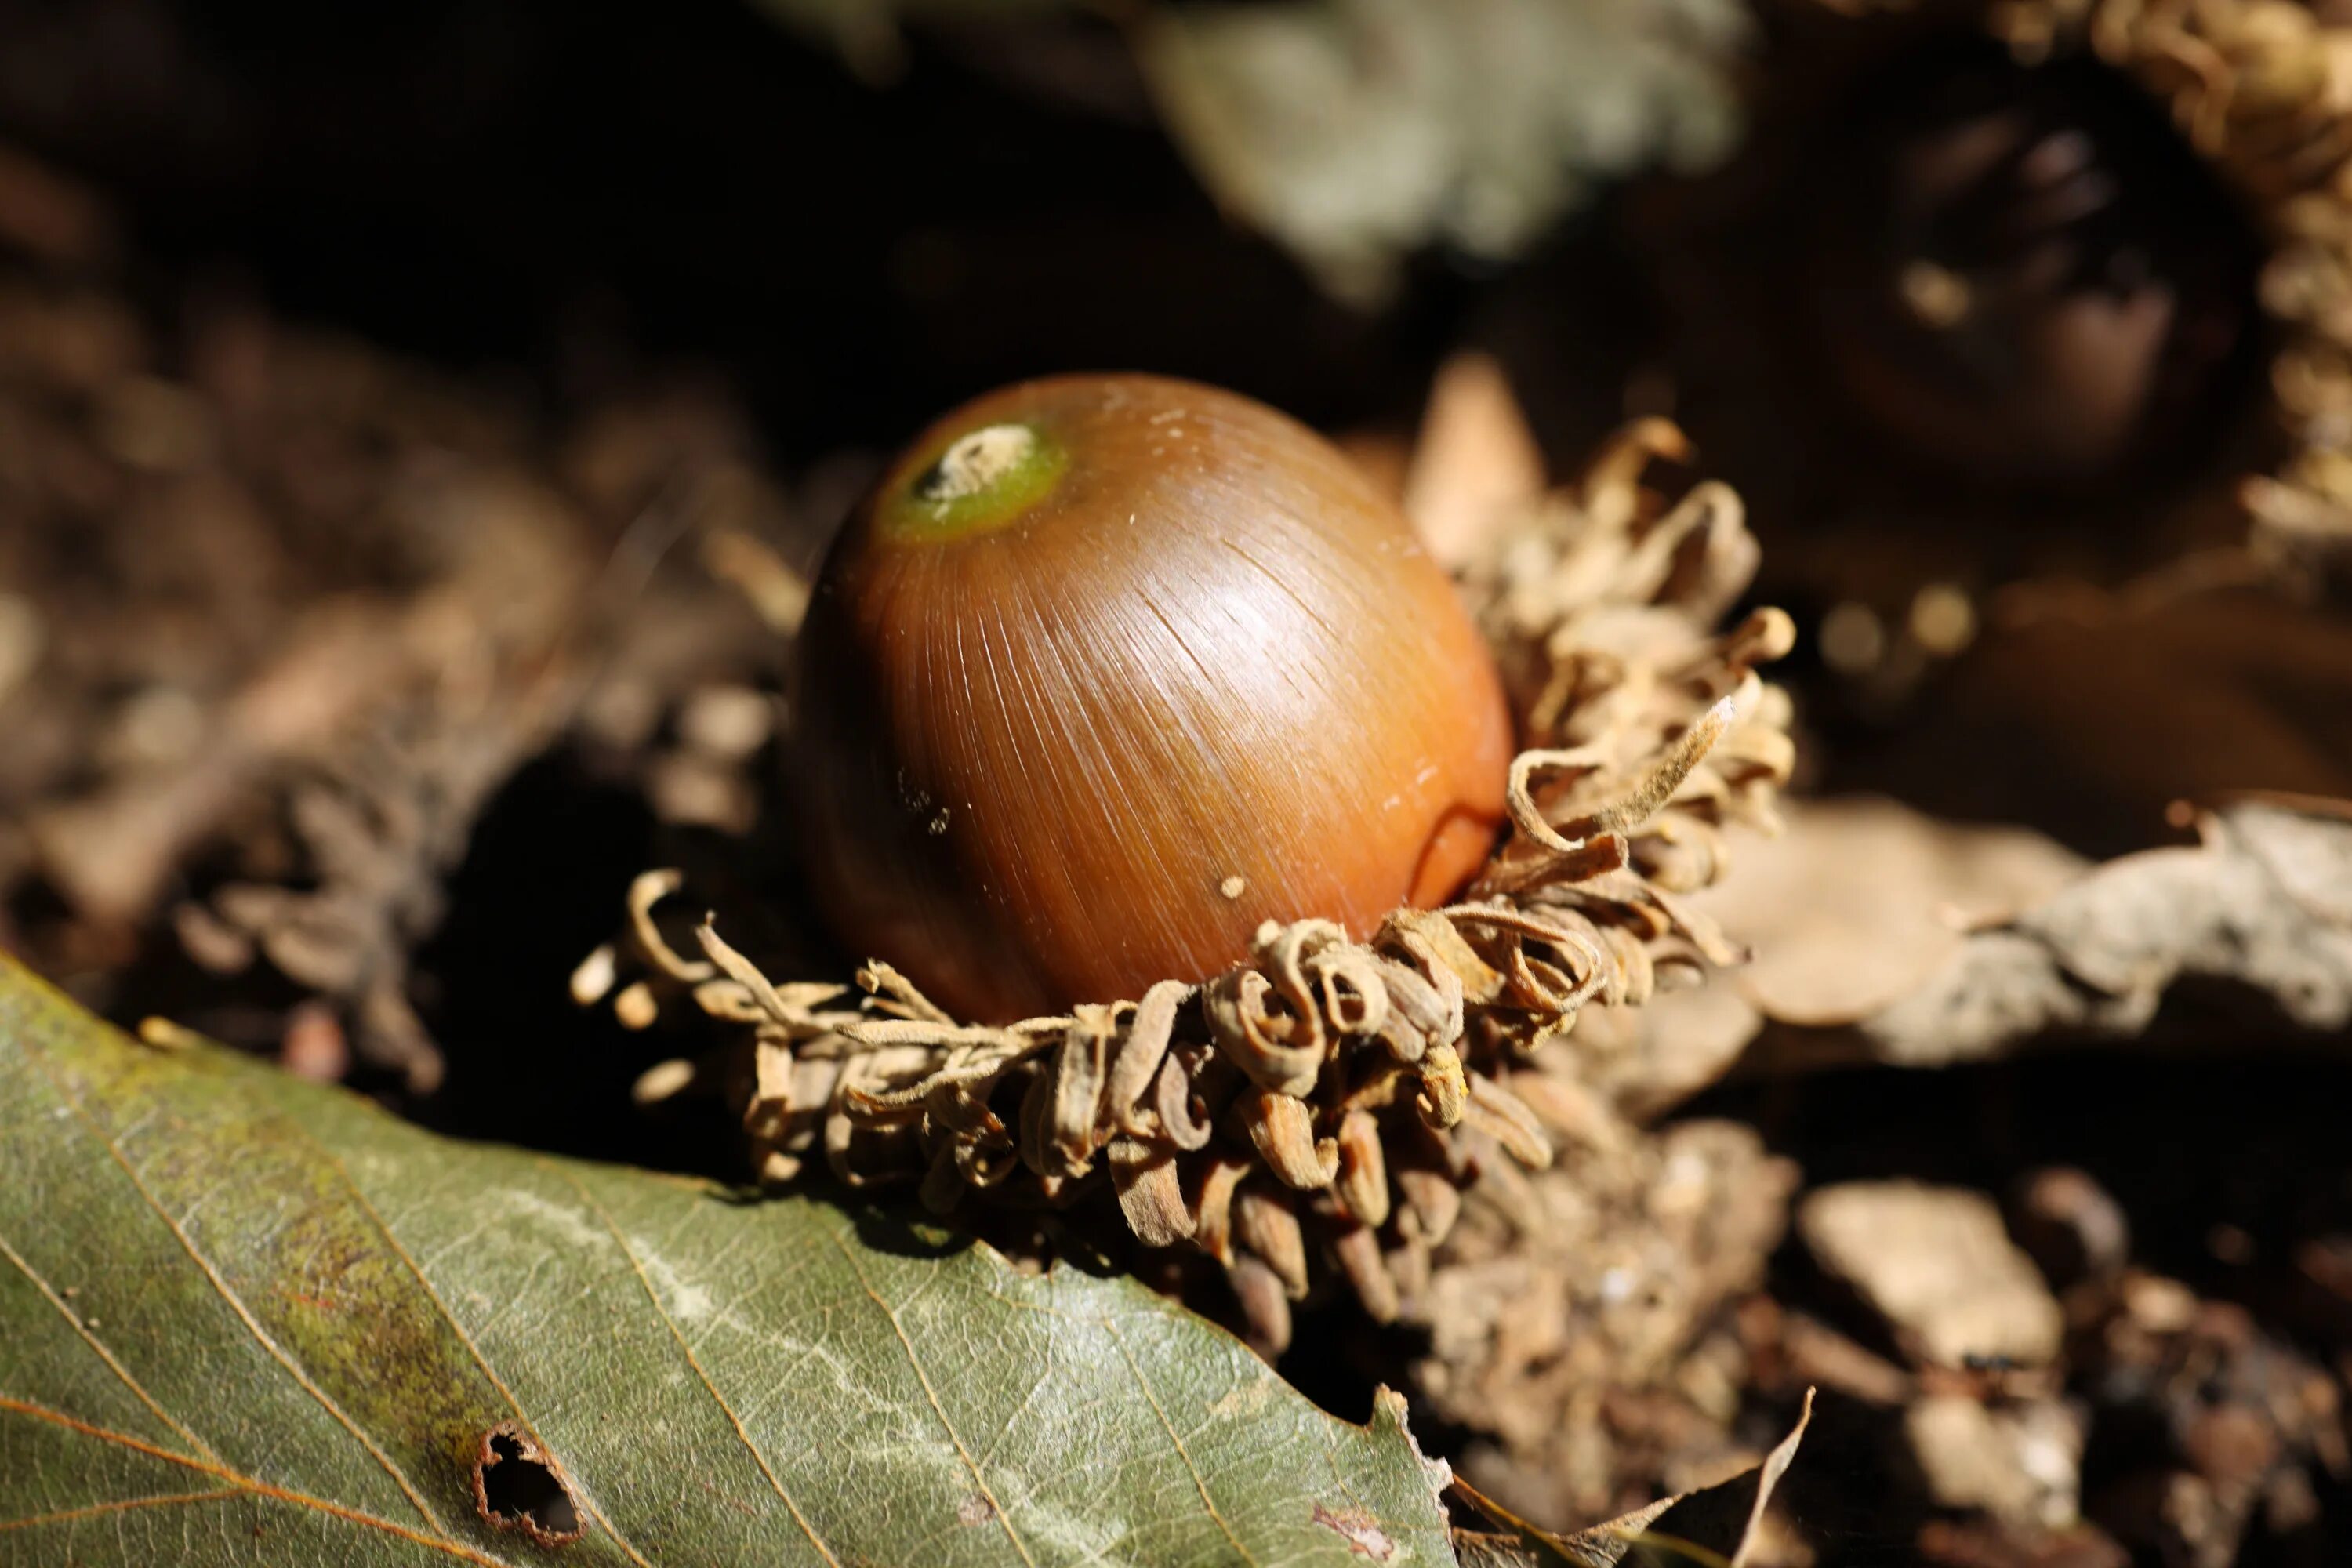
{"left": 791, "top": 373, "right": 1513, "bottom": 1023}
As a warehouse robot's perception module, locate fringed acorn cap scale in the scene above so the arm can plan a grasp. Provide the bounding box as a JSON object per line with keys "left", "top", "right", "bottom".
{"left": 597, "top": 416, "right": 1793, "bottom": 1356}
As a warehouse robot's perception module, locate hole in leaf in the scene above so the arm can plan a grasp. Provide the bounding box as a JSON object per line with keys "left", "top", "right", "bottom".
{"left": 473, "top": 1421, "right": 583, "bottom": 1546}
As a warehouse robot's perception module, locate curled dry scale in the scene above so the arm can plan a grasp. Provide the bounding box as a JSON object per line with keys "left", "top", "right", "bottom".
{"left": 583, "top": 374, "right": 1794, "bottom": 1353}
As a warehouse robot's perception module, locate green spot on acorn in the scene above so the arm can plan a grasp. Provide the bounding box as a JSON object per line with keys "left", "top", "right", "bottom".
{"left": 882, "top": 420, "right": 1068, "bottom": 543}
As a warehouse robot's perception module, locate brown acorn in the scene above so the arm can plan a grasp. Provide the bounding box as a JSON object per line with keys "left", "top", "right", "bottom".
{"left": 791, "top": 372, "right": 1514, "bottom": 1023}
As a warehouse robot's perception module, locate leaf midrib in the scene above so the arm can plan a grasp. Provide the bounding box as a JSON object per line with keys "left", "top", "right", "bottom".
{"left": 7, "top": 1029, "right": 519, "bottom": 1563}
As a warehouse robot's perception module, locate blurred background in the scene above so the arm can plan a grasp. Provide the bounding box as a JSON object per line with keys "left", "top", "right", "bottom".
{"left": 4, "top": 2, "right": 2352, "bottom": 1563}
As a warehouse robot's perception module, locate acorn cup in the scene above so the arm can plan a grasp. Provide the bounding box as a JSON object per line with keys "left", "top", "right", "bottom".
{"left": 588, "top": 376, "right": 1792, "bottom": 1356}
{"left": 1599, "top": 0, "right": 2352, "bottom": 729}
{"left": 2052, "top": 0, "right": 2352, "bottom": 579}
{"left": 1966, "top": 0, "right": 2352, "bottom": 579}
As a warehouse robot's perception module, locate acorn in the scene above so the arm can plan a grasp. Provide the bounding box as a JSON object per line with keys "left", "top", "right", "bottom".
{"left": 599, "top": 412, "right": 1793, "bottom": 1356}
{"left": 790, "top": 373, "right": 1515, "bottom": 1023}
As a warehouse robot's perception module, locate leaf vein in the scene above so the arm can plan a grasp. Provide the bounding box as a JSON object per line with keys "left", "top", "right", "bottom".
{"left": 0, "top": 1485, "right": 245, "bottom": 1534}
{"left": 295, "top": 1129, "right": 656, "bottom": 1568}
{"left": 16, "top": 1031, "right": 451, "bottom": 1538}
{"left": 0, "top": 1225, "right": 218, "bottom": 1463}
{"left": 0, "top": 1397, "right": 517, "bottom": 1566}
{"left": 555, "top": 1166, "right": 844, "bottom": 1568}
{"left": 1104, "top": 1320, "right": 1257, "bottom": 1567}
{"left": 823, "top": 1224, "right": 1038, "bottom": 1568}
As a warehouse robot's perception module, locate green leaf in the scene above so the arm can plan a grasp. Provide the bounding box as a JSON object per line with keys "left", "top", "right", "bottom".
{"left": 0, "top": 956, "right": 1456, "bottom": 1566}
{"left": 1139, "top": 0, "right": 1749, "bottom": 305}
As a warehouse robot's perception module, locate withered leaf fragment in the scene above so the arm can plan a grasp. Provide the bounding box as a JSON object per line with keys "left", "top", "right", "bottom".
{"left": 1450, "top": 1389, "right": 1813, "bottom": 1567}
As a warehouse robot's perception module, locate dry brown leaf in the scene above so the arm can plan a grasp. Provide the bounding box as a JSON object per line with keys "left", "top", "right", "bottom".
{"left": 1653, "top": 797, "right": 2352, "bottom": 1084}
{"left": 1450, "top": 1388, "right": 1814, "bottom": 1567}
{"left": 1553, "top": 799, "right": 2082, "bottom": 1115}
{"left": 1688, "top": 797, "right": 2089, "bottom": 1028}
{"left": 1406, "top": 350, "right": 1549, "bottom": 572}
{"left": 1748, "top": 797, "right": 2352, "bottom": 1072}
